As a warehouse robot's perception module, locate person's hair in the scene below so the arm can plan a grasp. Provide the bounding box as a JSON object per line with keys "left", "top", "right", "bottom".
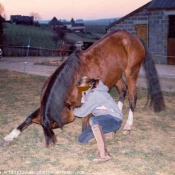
{"left": 76, "top": 76, "right": 99, "bottom": 89}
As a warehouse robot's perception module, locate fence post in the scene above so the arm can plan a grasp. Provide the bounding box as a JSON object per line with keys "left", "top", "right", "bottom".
{"left": 23, "top": 38, "right": 31, "bottom": 72}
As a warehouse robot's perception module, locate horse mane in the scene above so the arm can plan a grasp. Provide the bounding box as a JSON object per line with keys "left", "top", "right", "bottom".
{"left": 41, "top": 51, "right": 81, "bottom": 128}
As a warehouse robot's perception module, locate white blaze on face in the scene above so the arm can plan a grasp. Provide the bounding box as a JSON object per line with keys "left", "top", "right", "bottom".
{"left": 118, "top": 101, "right": 123, "bottom": 112}
{"left": 4, "top": 128, "right": 21, "bottom": 142}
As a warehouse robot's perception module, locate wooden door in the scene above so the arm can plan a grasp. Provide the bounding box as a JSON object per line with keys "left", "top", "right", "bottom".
{"left": 135, "top": 24, "right": 148, "bottom": 45}
{"left": 168, "top": 38, "right": 175, "bottom": 65}
{"left": 168, "top": 15, "right": 175, "bottom": 65}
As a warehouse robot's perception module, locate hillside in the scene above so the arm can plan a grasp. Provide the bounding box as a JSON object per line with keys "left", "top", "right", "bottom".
{"left": 3, "top": 23, "right": 55, "bottom": 48}
{"left": 3, "top": 23, "right": 105, "bottom": 49}
{"left": 2, "top": 23, "right": 106, "bottom": 56}
{"left": 39, "top": 18, "right": 119, "bottom": 26}
{"left": 84, "top": 18, "right": 119, "bottom": 25}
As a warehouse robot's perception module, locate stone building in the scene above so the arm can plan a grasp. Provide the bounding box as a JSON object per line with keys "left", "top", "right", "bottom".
{"left": 49, "top": 17, "right": 85, "bottom": 32}
{"left": 10, "top": 15, "right": 34, "bottom": 25}
{"left": 106, "top": 0, "right": 175, "bottom": 65}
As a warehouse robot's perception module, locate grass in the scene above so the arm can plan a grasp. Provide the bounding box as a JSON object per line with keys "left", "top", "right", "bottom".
{"left": 0, "top": 69, "right": 175, "bottom": 175}
{"left": 85, "top": 24, "right": 106, "bottom": 33}
{"left": 4, "top": 23, "right": 56, "bottom": 48}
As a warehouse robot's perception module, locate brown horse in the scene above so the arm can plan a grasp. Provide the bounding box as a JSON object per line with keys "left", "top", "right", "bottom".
{"left": 3, "top": 30, "right": 165, "bottom": 147}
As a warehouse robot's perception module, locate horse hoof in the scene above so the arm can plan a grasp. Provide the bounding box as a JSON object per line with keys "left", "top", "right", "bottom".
{"left": 122, "top": 129, "right": 131, "bottom": 135}
{"left": 1, "top": 139, "right": 12, "bottom": 147}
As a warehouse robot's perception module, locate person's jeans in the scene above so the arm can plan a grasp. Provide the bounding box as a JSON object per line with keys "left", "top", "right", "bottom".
{"left": 78, "top": 115, "right": 122, "bottom": 144}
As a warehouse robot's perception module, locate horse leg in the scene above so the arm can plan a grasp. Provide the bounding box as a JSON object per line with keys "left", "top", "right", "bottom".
{"left": 3, "top": 108, "right": 40, "bottom": 145}
{"left": 115, "top": 77, "right": 127, "bottom": 112}
{"left": 123, "top": 68, "right": 139, "bottom": 135}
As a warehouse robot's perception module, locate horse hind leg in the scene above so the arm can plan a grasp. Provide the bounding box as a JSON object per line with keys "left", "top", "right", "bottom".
{"left": 3, "top": 108, "right": 40, "bottom": 146}
{"left": 123, "top": 68, "right": 140, "bottom": 135}
{"left": 115, "top": 76, "right": 128, "bottom": 112}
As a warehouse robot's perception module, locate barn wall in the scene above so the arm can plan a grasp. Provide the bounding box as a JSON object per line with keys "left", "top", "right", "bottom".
{"left": 148, "top": 10, "right": 169, "bottom": 64}
{"left": 107, "top": 9, "right": 169, "bottom": 64}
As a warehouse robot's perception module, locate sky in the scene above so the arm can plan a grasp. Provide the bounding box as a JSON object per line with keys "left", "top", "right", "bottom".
{"left": 0, "top": 0, "right": 151, "bottom": 21}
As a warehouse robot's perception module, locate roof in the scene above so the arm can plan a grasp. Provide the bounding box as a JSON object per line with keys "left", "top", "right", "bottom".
{"left": 49, "top": 17, "right": 62, "bottom": 25}
{"left": 105, "top": 2, "right": 151, "bottom": 30}
{"left": 148, "top": 0, "right": 175, "bottom": 9}
{"left": 106, "top": 0, "right": 175, "bottom": 31}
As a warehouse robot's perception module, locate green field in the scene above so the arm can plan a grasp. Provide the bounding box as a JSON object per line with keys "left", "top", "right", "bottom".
{"left": 3, "top": 23, "right": 56, "bottom": 48}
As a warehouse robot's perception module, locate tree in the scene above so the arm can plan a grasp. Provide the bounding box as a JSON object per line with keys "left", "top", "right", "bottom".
{"left": 0, "top": 3, "right": 5, "bottom": 45}
{"left": 30, "top": 12, "right": 41, "bottom": 21}
{"left": 70, "top": 17, "right": 75, "bottom": 24}
{"left": 55, "top": 27, "right": 66, "bottom": 41}
{"left": 0, "top": 3, "right": 4, "bottom": 15}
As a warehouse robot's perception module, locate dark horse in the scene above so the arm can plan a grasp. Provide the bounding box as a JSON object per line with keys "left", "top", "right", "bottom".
{"left": 3, "top": 30, "right": 165, "bottom": 147}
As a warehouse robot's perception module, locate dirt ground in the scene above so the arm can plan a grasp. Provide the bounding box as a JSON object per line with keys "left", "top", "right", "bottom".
{"left": 0, "top": 56, "right": 175, "bottom": 93}
{"left": 0, "top": 69, "right": 175, "bottom": 175}
{"left": 34, "top": 58, "right": 175, "bottom": 93}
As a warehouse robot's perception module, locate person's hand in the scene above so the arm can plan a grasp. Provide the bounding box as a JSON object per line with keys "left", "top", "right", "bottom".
{"left": 81, "top": 92, "right": 86, "bottom": 103}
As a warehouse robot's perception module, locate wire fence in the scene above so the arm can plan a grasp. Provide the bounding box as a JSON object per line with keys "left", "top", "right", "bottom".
{"left": 0, "top": 45, "right": 74, "bottom": 57}
{"left": 0, "top": 45, "right": 175, "bottom": 64}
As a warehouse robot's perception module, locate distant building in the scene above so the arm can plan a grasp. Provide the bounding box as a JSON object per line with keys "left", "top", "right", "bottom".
{"left": 72, "top": 23, "right": 85, "bottom": 32}
{"left": 49, "top": 17, "right": 85, "bottom": 32}
{"left": 49, "top": 17, "right": 63, "bottom": 29}
{"left": 61, "top": 21, "right": 72, "bottom": 30}
{"left": 10, "top": 15, "right": 34, "bottom": 25}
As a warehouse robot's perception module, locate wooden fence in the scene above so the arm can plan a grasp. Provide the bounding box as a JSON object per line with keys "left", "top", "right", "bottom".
{"left": 0, "top": 45, "right": 74, "bottom": 57}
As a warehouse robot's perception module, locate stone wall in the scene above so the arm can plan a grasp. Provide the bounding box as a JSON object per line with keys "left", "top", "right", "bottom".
{"left": 148, "top": 10, "right": 169, "bottom": 64}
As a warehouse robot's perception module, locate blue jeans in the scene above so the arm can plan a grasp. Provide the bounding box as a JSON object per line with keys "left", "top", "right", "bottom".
{"left": 78, "top": 114, "right": 122, "bottom": 144}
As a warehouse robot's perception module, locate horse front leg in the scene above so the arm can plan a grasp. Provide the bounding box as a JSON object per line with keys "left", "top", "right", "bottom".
{"left": 3, "top": 108, "right": 40, "bottom": 145}
{"left": 115, "top": 77, "right": 127, "bottom": 112}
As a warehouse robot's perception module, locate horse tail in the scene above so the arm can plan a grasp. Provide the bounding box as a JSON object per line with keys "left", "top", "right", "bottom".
{"left": 139, "top": 39, "right": 165, "bottom": 112}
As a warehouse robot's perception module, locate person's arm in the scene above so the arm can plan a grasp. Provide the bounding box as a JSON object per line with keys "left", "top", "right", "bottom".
{"left": 73, "top": 92, "right": 99, "bottom": 117}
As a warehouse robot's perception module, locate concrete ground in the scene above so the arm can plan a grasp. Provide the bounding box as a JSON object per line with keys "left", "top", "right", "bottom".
{"left": 0, "top": 56, "right": 175, "bottom": 92}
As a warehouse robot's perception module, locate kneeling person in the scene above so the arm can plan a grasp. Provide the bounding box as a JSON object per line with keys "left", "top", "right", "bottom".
{"left": 72, "top": 76, "right": 123, "bottom": 163}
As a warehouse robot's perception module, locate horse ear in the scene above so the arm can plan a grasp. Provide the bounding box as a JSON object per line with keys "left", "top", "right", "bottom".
{"left": 96, "top": 78, "right": 100, "bottom": 86}
{"left": 96, "top": 77, "right": 100, "bottom": 81}
{"left": 65, "top": 101, "right": 72, "bottom": 108}
{"left": 76, "top": 78, "right": 81, "bottom": 86}
{"left": 91, "top": 78, "right": 100, "bottom": 88}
